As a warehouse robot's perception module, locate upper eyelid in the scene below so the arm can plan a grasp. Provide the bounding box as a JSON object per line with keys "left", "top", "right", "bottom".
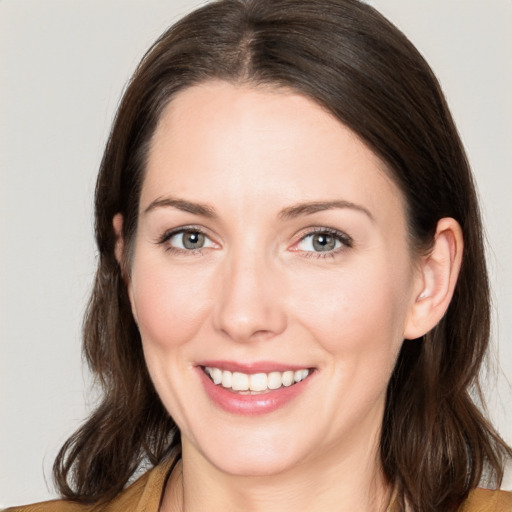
{"left": 294, "top": 226, "right": 352, "bottom": 243}
{"left": 157, "top": 225, "right": 213, "bottom": 242}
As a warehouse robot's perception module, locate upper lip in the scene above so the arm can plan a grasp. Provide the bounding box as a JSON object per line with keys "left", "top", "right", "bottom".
{"left": 197, "top": 360, "right": 312, "bottom": 373}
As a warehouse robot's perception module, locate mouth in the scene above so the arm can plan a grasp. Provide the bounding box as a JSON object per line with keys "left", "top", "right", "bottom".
{"left": 197, "top": 362, "right": 315, "bottom": 415}
{"left": 202, "top": 366, "right": 312, "bottom": 394}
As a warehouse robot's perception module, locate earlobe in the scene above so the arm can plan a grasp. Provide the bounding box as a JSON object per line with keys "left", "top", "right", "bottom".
{"left": 404, "top": 218, "right": 463, "bottom": 340}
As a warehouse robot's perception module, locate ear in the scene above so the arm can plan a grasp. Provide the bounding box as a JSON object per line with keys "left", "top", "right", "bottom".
{"left": 112, "top": 213, "right": 137, "bottom": 323}
{"left": 403, "top": 217, "right": 463, "bottom": 340}
{"left": 113, "top": 213, "right": 125, "bottom": 266}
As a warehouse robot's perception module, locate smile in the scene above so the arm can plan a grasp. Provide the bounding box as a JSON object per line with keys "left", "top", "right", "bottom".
{"left": 203, "top": 366, "right": 311, "bottom": 393}
{"left": 198, "top": 363, "right": 315, "bottom": 415}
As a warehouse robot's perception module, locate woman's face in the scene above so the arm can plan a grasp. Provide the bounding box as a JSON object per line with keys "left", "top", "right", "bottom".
{"left": 126, "top": 81, "right": 423, "bottom": 476}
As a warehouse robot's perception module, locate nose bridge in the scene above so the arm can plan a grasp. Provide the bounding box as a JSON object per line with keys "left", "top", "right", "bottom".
{"left": 213, "top": 242, "right": 287, "bottom": 342}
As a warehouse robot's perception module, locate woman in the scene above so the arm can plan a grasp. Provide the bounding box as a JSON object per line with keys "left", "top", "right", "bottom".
{"left": 7, "top": 0, "right": 512, "bottom": 511}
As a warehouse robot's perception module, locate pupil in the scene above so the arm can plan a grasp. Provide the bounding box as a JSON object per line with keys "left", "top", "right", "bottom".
{"left": 313, "top": 234, "right": 335, "bottom": 252}
{"left": 183, "top": 231, "right": 204, "bottom": 249}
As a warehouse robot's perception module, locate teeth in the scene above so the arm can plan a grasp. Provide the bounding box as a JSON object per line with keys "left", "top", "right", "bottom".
{"left": 249, "top": 373, "right": 268, "bottom": 392}
{"left": 221, "top": 370, "right": 232, "bottom": 388}
{"left": 282, "top": 370, "right": 294, "bottom": 386}
{"left": 232, "top": 372, "right": 249, "bottom": 391}
{"left": 212, "top": 367, "right": 222, "bottom": 385}
{"left": 204, "top": 367, "right": 311, "bottom": 392}
{"left": 294, "top": 369, "right": 309, "bottom": 383}
{"left": 267, "top": 371, "right": 282, "bottom": 390}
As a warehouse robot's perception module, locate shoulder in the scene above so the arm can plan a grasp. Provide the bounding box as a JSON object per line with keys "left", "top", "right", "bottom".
{"left": 2, "top": 499, "right": 91, "bottom": 512}
{"left": 458, "top": 488, "right": 512, "bottom": 512}
{"left": 4, "top": 458, "right": 176, "bottom": 512}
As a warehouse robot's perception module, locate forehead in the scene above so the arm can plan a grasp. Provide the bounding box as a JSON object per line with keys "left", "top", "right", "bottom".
{"left": 141, "top": 80, "right": 405, "bottom": 225}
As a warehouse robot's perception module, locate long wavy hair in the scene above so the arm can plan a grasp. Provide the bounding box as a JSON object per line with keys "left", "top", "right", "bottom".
{"left": 53, "top": 1, "right": 511, "bottom": 510}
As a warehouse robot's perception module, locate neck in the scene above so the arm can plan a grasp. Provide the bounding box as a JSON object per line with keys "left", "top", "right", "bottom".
{"left": 162, "top": 425, "right": 392, "bottom": 512}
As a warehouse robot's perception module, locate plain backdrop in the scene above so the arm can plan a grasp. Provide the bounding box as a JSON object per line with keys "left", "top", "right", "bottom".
{"left": 1, "top": 0, "right": 511, "bottom": 507}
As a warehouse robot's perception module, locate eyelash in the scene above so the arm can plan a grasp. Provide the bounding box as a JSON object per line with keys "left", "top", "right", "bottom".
{"left": 157, "top": 225, "right": 213, "bottom": 256}
{"left": 156, "top": 226, "right": 353, "bottom": 258}
{"left": 293, "top": 227, "right": 353, "bottom": 259}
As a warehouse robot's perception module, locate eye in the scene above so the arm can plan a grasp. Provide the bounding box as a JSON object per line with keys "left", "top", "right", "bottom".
{"left": 160, "top": 228, "right": 217, "bottom": 252}
{"left": 294, "top": 229, "right": 352, "bottom": 254}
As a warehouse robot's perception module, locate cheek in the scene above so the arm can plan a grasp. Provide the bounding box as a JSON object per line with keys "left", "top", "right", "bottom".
{"left": 289, "top": 259, "right": 411, "bottom": 359}
{"left": 129, "top": 257, "right": 213, "bottom": 351}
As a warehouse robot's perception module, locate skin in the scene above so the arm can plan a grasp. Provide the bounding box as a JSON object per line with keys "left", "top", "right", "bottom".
{"left": 115, "top": 81, "right": 463, "bottom": 512}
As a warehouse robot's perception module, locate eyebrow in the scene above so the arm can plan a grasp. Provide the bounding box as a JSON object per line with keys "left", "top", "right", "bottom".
{"left": 144, "top": 196, "right": 374, "bottom": 222}
{"left": 144, "top": 197, "right": 217, "bottom": 218}
{"left": 279, "top": 200, "right": 374, "bottom": 222}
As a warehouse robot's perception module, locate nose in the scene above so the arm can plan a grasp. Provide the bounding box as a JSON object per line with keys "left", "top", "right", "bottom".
{"left": 213, "top": 249, "right": 287, "bottom": 343}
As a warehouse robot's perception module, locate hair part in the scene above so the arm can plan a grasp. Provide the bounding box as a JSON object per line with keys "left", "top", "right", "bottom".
{"left": 53, "top": 1, "right": 511, "bottom": 509}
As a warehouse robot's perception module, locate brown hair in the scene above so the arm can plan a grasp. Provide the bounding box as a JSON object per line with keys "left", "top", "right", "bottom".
{"left": 53, "top": 1, "right": 511, "bottom": 510}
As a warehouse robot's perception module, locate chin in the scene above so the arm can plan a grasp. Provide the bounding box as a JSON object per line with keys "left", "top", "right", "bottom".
{"left": 211, "top": 451, "right": 302, "bottom": 478}
{"left": 187, "top": 428, "right": 309, "bottom": 478}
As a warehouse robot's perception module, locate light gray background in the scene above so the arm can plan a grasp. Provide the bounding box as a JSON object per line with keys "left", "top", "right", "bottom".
{"left": 1, "top": 0, "right": 511, "bottom": 507}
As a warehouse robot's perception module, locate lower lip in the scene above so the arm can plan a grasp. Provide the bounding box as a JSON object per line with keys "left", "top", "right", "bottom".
{"left": 198, "top": 368, "right": 313, "bottom": 416}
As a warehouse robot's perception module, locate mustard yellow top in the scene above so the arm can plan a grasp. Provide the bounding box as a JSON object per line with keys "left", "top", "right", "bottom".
{"left": 5, "top": 458, "right": 512, "bottom": 512}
